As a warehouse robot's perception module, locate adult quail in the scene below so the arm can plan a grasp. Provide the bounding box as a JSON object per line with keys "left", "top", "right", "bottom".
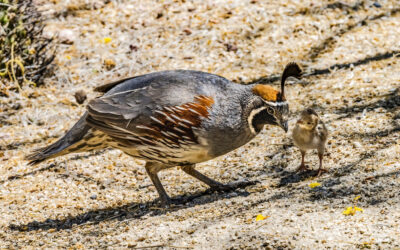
{"left": 292, "top": 108, "right": 328, "bottom": 177}
{"left": 27, "top": 63, "right": 302, "bottom": 205}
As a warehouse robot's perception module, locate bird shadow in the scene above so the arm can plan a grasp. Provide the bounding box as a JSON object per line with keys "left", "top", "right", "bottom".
{"left": 8, "top": 181, "right": 256, "bottom": 232}
{"left": 277, "top": 169, "right": 321, "bottom": 187}
{"left": 261, "top": 141, "right": 399, "bottom": 208}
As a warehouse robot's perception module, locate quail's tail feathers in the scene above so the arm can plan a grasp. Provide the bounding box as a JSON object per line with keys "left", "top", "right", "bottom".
{"left": 26, "top": 112, "right": 93, "bottom": 165}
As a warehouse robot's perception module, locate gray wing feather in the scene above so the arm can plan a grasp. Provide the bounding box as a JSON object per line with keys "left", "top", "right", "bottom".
{"left": 88, "top": 91, "right": 153, "bottom": 120}
{"left": 87, "top": 90, "right": 157, "bottom": 138}
{"left": 86, "top": 70, "right": 225, "bottom": 137}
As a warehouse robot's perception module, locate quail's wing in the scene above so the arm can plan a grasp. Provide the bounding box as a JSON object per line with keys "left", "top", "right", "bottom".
{"left": 93, "top": 76, "right": 139, "bottom": 93}
{"left": 86, "top": 82, "right": 214, "bottom": 147}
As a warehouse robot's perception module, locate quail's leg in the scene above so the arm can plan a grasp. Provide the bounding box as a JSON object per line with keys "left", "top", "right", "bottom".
{"left": 316, "top": 151, "right": 327, "bottom": 177}
{"left": 145, "top": 162, "right": 171, "bottom": 206}
{"left": 181, "top": 165, "right": 224, "bottom": 189}
{"left": 296, "top": 150, "right": 309, "bottom": 172}
{"left": 181, "top": 165, "right": 252, "bottom": 192}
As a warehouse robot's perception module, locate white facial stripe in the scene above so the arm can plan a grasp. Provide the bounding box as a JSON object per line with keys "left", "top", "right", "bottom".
{"left": 248, "top": 106, "right": 267, "bottom": 135}
{"left": 263, "top": 101, "right": 288, "bottom": 107}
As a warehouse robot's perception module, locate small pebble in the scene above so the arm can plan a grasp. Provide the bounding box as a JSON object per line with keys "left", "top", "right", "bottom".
{"left": 130, "top": 45, "right": 139, "bottom": 51}
{"left": 59, "top": 29, "right": 77, "bottom": 44}
{"left": 183, "top": 29, "right": 192, "bottom": 35}
{"left": 225, "top": 43, "right": 238, "bottom": 52}
{"left": 372, "top": 2, "right": 382, "bottom": 8}
{"left": 74, "top": 90, "right": 87, "bottom": 104}
{"left": 104, "top": 58, "right": 116, "bottom": 70}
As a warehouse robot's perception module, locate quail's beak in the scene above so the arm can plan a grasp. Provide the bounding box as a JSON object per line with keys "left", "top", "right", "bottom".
{"left": 279, "top": 120, "right": 288, "bottom": 133}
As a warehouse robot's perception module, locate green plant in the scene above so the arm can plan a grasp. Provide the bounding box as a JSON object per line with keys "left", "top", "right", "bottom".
{"left": 0, "top": 0, "right": 55, "bottom": 93}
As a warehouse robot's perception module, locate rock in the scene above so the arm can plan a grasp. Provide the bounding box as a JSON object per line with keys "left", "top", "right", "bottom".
{"left": 74, "top": 90, "right": 87, "bottom": 104}
{"left": 372, "top": 2, "right": 382, "bottom": 8}
{"left": 225, "top": 43, "right": 238, "bottom": 52}
{"left": 59, "top": 29, "right": 77, "bottom": 44}
{"left": 183, "top": 29, "right": 192, "bottom": 35}
{"left": 104, "top": 58, "right": 116, "bottom": 70}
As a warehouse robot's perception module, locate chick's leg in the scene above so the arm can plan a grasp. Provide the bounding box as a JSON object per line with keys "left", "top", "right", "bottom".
{"left": 316, "top": 151, "right": 328, "bottom": 177}
{"left": 296, "top": 150, "right": 309, "bottom": 172}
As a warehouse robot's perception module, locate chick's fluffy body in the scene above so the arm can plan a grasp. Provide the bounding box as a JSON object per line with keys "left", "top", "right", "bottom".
{"left": 292, "top": 108, "right": 328, "bottom": 176}
{"left": 293, "top": 110, "right": 327, "bottom": 152}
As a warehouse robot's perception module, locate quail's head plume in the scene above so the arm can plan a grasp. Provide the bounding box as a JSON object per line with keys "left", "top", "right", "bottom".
{"left": 26, "top": 62, "right": 301, "bottom": 206}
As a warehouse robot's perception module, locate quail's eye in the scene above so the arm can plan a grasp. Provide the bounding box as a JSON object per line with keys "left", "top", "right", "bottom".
{"left": 271, "top": 107, "right": 276, "bottom": 116}
{"left": 266, "top": 107, "right": 275, "bottom": 116}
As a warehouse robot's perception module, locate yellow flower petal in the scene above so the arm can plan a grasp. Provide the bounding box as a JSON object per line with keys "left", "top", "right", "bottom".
{"left": 354, "top": 206, "right": 364, "bottom": 212}
{"left": 343, "top": 206, "right": 363, "bottom": 216}
{"left": 342, "top": 207, "right": 354, "bottom": 216}
{"left": 308, "top": 182, "right": 321, "bottom": 188}
{"left": 256, "top": 214, "right": 269, "bottom": 221}
{"left": 65, "top": 55, "right": 71, "bottom": 60}
{"left": 354, "top": 195, "right": 361, "bottom": 201}
{"left": 103, "top": 37, "right": 112, "bottom": 44}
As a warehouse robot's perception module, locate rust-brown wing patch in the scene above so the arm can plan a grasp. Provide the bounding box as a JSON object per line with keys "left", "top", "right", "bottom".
{"left": 252, "top": 84, "right": 284, "bottom": 102}
{"left": 134, "top": 95, "right": 214, "bottom": 145}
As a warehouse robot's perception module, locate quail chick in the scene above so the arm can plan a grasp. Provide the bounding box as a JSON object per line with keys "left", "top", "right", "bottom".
{"left": 292, "top": 108, "right": 328, "bottom": 177}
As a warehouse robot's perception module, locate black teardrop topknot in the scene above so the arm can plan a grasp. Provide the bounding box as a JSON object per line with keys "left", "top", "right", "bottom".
{"left": 281, "top": 62, "right": 302, "bottom": 100}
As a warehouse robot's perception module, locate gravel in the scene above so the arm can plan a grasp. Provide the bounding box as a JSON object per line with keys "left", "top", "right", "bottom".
{"left": 0, "top": 0, "right": 399, "bottom": 248}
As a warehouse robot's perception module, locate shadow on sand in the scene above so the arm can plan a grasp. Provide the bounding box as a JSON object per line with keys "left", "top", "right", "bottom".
{"left": 9, "top": 181, "right": 256, "bottom": 232}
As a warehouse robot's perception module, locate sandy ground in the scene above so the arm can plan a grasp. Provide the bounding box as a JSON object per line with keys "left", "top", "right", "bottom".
{"left": 1, "top": 0, "right": 400, "bottom": 248}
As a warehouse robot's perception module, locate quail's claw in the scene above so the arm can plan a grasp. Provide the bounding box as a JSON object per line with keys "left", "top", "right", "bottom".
{"left": 158, "top": 196, "right": 173, "bottom": 207}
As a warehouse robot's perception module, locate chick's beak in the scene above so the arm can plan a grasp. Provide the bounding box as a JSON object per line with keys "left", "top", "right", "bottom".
{"left": 279, "top": 120, "right": 288, "bottom": 133}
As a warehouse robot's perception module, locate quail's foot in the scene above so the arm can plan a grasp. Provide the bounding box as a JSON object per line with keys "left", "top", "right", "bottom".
{"left": 159, "top": 196, "right": 173, "bottom": 207}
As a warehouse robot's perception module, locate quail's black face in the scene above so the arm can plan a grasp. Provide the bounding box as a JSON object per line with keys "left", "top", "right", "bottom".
{"left": 250, "top": 101, "right": 289, "bottom": 134}
{"left": 263, "top": 102, "right": 289, "bottom": 132}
